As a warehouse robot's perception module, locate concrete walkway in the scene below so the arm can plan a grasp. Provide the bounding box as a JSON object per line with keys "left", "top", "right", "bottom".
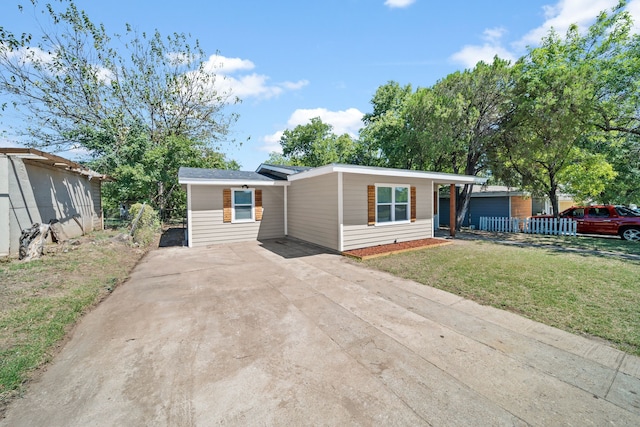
{"left": 2, "top": 239, "right": 639, "bottom": 426}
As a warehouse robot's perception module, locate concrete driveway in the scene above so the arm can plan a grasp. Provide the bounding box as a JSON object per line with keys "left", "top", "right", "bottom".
{"left": 2, "top": 238, "right": 639, "bottom": 426}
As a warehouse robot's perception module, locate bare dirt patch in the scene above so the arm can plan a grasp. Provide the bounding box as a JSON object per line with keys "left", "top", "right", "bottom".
{"left": 343, "top": 238, "right": 452, "bottom": 260}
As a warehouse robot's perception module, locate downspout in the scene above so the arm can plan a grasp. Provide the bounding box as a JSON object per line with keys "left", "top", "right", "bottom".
{"left": 186, "top": 184, "right": 193, "bottom": 247}
{"left": 284, "top": 185, "right": 288, "bottom": 236}
{"left": 338, "top": 172, "right": 344, "bottom": 252}
{"left": 450, "top": 184, "right": 456, "bottom": 237}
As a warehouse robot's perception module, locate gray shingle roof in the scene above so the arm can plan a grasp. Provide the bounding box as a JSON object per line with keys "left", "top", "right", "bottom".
{"left": 178, "top": 167, "right": 277, "bottom": 182}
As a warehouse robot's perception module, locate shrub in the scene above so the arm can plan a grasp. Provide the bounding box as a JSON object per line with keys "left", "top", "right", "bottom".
{"left": 128, "top": 203, "right": 160, "bottom": 246}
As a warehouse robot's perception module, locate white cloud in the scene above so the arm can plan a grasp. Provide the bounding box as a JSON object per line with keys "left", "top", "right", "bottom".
{"left": 450, "top": 0, "right": 640, "bottom": 68}
{"left": 384, "top": 0, "right": 416, "bottom": 8}
{"left": 281, "top": 80, "right": 309, "bottom": 90}
{"left": 203, "top": 55, "right": 255, "bottom": 74}
{"left": 93, "top": 65, "right": 114, "bottom": 84}
{"left": 261, "top": 131, "right": 285, "bottom": 153}
{"left": 449, "top": 27, "right": 517, "bottom": 68}
{"left": 288, "top": 108, "right": 364, "bottom": 136}
{"left": 201, "top": 54, "right": 308, "bottom": 100}
{"left": 628, "top": 0, "right": 640, "bottom": 32}
{"left": 518, "top": 0, "right": 619, "bottom": 48}
{"left": 260, "top": 107, "right": 364, "bottom": 152}
{"left": 1, "top": 44, "right": 113, "bottom": 84}
{"left": 166, "top": 51, "right": 195, "bottom": 66}
{"left": 2, "top": 45, "right": 54, "bottom": 65}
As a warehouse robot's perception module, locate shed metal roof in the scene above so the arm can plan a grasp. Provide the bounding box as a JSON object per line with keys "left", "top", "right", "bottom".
{"left": 0, "top": 147, "right": 111, "bottom": 181}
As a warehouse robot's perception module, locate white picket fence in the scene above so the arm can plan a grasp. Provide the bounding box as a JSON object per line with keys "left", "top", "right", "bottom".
{"left": 479, "top": 217, "right": 577, "bottom": 236}
{"left": 478, "top": 217, "right": 521, "bottom": 233}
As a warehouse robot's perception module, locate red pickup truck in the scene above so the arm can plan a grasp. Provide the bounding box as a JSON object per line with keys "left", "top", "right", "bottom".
{"left": 533, "top": 205, "right": 640, "bottom": 241}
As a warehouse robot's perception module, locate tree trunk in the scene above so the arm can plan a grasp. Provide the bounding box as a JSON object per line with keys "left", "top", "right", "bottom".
{"left": 548, "top": 188, "right": 560, "bottom": 217}
{"left": 456, "top": 184, "right": 473, "bottom": 230}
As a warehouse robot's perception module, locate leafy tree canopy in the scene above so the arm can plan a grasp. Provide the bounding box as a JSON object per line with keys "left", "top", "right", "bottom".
{"left": 0, "top": 0, "right": 241, "bottom": 217}
{"left": 0, "top": 0, "right": 239, "bottom": 149}
{"left": 492, "top": 0, "right": 639, "bottom": 214}
{"left": 359, "top": 58, "right": 512, "bottom": 228}
{"left": 277, "top": 117, "right": 357, "bottom": 167}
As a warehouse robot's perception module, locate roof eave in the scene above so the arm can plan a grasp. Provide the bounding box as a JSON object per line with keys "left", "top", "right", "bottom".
{"left": 287, "top": 164, "right": 486, "bottom": 184}
{"left": 0, "top": 147, "right": 111, "bottom": 181}
{"left": 178, "top": 178, "right": 289, "bottom": 186}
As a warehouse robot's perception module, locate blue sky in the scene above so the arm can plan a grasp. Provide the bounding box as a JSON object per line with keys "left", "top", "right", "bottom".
{"left": 2, "top": 0, "right": 639, "bottom": 170}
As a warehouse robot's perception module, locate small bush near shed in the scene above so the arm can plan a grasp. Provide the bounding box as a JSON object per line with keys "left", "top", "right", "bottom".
{"left": 129, "top": 203, "right": 161, "bottom": 246}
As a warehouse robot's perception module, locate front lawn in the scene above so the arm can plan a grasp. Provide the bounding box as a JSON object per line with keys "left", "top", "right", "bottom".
{"left": 0, "top": 230, "right": 150, "bottom": 408}
{"left": 459, "top": 229, "right": 640, "bottom": 256}
{"left": 365, "top": 239, "right": 640, "bottom": 356}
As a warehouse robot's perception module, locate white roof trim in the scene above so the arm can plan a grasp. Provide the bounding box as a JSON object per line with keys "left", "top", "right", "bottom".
{"left": 287, "top": 164, "right": 486, "bottom": 184}
{"left": 3, "top": 152, "right": 49, "bottom": 160}
{"left": 255, "top": 163, "right": 301, "bottom": 175}
{"left": 178, "top": 178, "right": 289, "bottom": 186}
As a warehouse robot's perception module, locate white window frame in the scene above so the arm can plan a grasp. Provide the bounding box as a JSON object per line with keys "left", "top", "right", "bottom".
{"left": 375, "top": 183, "right": 411, "bottom": 225}
{"left": 231, "top": 188, "right": 255, "bottom": 223}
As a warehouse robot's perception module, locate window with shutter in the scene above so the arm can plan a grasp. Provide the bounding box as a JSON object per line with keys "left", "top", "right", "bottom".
{"left": 231, "top": 188, "right": 255, "bottom": 222}
{"left": 370, "top": 184, "right": 414, "bottom": 225}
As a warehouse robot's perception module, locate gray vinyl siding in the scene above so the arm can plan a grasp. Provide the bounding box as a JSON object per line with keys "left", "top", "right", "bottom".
{"left": 189, "top": 185, "right": 284, "bottom": 247}
{"left": 3, "top": 157, "right": 102, "bottom": 256}
{"left": 342, "top": 174, "right": 433, "bottom": 251}
{"left": 287, "top": 173, "right": 339, "bottom": 251}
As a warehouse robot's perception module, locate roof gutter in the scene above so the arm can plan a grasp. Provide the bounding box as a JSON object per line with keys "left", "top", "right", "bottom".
{"left": 178, "top": 178, "right": 290, "bottom": 186}
{"left": 287, "top": 163, "right": 486, "bottom": 185}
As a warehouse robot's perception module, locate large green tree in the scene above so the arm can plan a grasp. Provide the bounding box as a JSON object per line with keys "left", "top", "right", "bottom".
{"left": 82, "top": 123, "right": 238, "bottom": 218}
{"left": 278, "top": 117, "right": 357, "bottom": 167}
{"left": 495, "top": 39, "right": 596, "bottom": 216}
{"left": 360, "top": 58, "right": 511, "bottom": 229}
{"left": 359, "top": 81, "right": 413, "bottom": 167}
{"left": 594, "top": 135, "right": 640, "bottom": 204}
{"left": 0, "top": 0, "right": 239, "bottom": 214}
{"left": 587, "top": 1, "right": 640, "bottom": 138}
{"left": 405, "top": 58, "right": 512, "bottom": 227}
{"left": 0, "top": 1, "right": 238, "bottom": 148}
{"left": 493, "top": 2, "right": 637, "bottom": 215}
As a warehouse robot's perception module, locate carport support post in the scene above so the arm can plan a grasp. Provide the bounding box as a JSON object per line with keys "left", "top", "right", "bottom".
{"left": 449, "top": 184, "right": 456, "bottom": 237}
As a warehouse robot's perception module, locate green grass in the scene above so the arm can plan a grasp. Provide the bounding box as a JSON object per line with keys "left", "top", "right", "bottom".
{"left": 365, "top": 240, "right": 640, "bottom": 356}
{"left": 461, "top": 229, "right": 640, "bottom": 256}
{"left": 0, "top": 290, "right": 96, "bottom": 392}
{"left": 0, "top": 230, "right": 151, "bottom": 404}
